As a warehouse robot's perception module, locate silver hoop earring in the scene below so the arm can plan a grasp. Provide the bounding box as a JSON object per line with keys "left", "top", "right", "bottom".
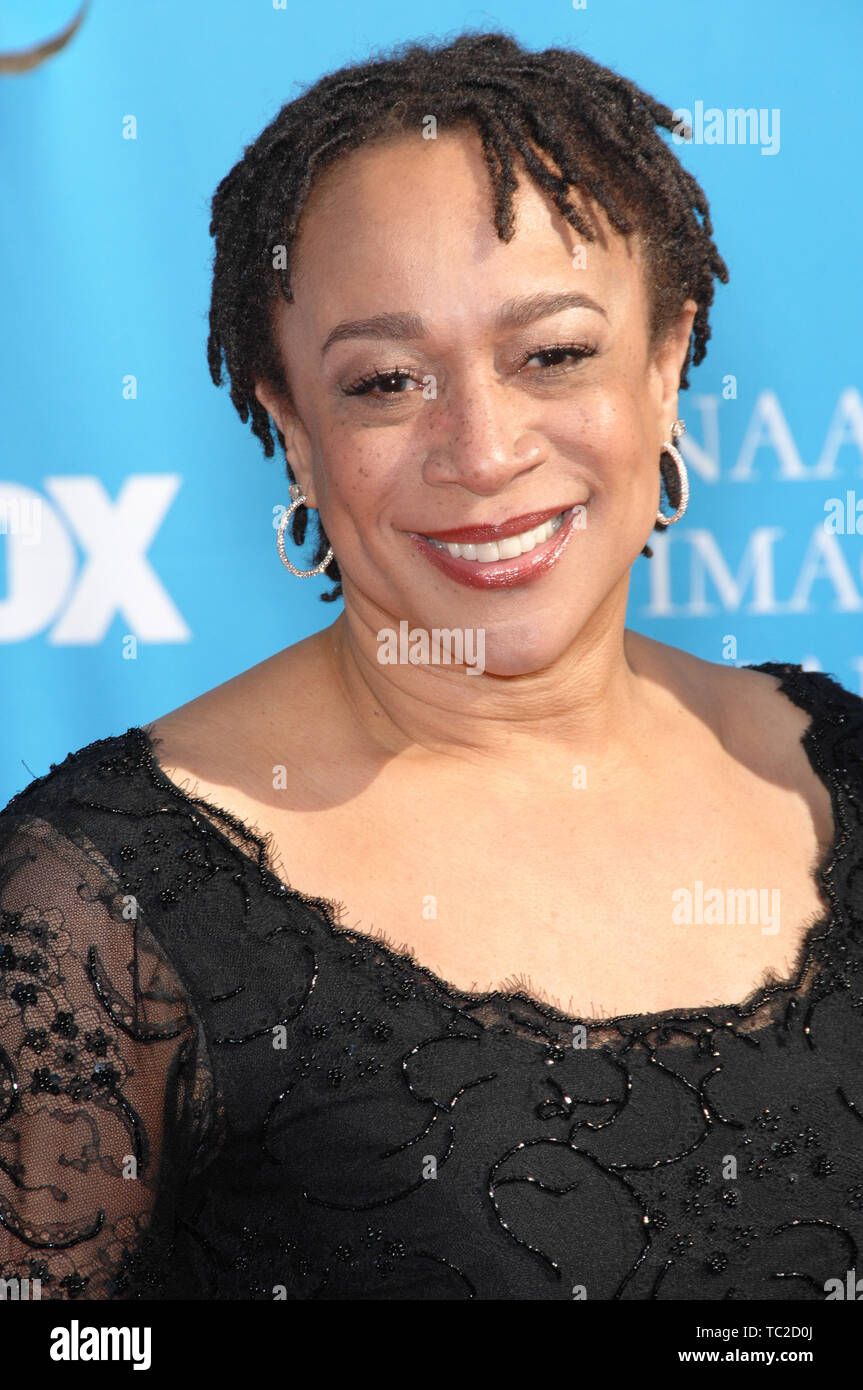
{"left": 276, "top": 483, "right": 334, "bottom": 578}
{"left": 655, "top": 418, "right": 689, "bottom": 527}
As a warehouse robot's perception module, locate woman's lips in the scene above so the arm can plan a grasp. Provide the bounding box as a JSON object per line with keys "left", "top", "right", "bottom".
{"left": 419, "top": 505, "right": 565, "bottom": 544}
{"left": 408, "top": 504, "right": 584, "bottom": 589}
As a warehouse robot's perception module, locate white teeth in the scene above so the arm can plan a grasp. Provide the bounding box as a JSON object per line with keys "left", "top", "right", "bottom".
{"left": 425, "top": 511, "right": 567, "bottom": 561}
{"left": 497, "top": 535, "right": 523, "bottom": 560}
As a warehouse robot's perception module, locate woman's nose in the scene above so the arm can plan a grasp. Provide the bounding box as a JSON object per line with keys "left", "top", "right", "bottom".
{"left": 420, "top": 382, "right": 549, "bottom": 496}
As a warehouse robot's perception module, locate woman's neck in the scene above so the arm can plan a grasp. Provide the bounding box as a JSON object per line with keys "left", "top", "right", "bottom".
{"left": 320, "top": 600, "right": 675, "bottom": 778}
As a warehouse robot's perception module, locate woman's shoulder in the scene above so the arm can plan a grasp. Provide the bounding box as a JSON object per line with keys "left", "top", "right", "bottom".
{"left": 2, "top": 634, "right": 325, "bottom": 822}
{"left": 0, "top": 636, "right": 333, "bottom": 920}
{"left": 723, "top": 653, "right": 863, "bottom": 748}
{"left": 0, "top": 726, "right": 177, "bottom": 941}
{"left": 140, "top": 632, "right": 345, "bottom": 809}
{"left": 633, "top": 633, "right": 863, "bottom": 801}
{"left": 726, "top": 656, "right": 863, "bottom": 795}
{"left": 1, "top": 724, "right": 161, "bottom": 828}
{"left": 636, "top": 631, "right": 863, "bottom": 732}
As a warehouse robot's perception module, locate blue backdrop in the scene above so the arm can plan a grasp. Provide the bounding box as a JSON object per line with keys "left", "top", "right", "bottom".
{"left": 2, "top": 0, "right": 862, "bottom": 805}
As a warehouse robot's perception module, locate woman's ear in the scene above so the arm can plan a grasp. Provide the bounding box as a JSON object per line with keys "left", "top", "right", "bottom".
{"left": 652, "top": 298, "right": 698, "bottom": 426}
{"left": 254, "top": 379, "right": 319, "bottom": 505}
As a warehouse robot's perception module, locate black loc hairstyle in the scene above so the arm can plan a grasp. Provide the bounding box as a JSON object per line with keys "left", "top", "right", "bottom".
{"left": 207, "top": 29, "right": 730, "bottom": 600}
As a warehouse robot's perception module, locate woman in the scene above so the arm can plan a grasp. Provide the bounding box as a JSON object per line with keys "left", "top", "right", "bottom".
{"left": 2, "top": 31, "right": 862, "bottom": 1302}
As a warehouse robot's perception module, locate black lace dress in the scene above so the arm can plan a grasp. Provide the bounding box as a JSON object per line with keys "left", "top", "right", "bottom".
{"left": 1, "top": 661, "right": 863, "bottom": 1301}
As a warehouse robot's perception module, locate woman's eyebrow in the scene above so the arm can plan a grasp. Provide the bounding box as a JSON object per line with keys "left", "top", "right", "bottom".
{"left": 319, "top": 290, "right": 608, "bottom": 357}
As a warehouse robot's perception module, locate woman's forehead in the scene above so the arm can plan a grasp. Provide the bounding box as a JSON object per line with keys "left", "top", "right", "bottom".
{"left": 287, "top": 130, "right": 644, "bottom": 316}
{"left": 296, "top": 125, "right": 609, "bottom": 236}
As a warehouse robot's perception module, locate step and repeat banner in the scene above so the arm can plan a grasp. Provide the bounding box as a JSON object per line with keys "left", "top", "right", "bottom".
{"left": 1, "top": 0, "right": 861, "bottom": 803}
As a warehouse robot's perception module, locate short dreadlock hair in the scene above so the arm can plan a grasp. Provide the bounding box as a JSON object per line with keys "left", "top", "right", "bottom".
{"left": 207, "top": 29, "right": 729, "bottom": 600}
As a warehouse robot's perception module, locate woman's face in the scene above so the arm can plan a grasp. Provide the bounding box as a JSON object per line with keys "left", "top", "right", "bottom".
{"left": 257, "top": 126, "right": 696, "bottom": 676}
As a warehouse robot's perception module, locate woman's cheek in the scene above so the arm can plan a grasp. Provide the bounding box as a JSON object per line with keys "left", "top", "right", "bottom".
{"left": 316, "top": 450, "right": 398, "bottom": 554}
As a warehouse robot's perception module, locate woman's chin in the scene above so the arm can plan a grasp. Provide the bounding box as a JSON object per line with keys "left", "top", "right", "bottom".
{"left": 476, "top": 643, "right": 571, "bottom": 679}
{"left": 454, "top": 625, "right": 582, "bottom": 679}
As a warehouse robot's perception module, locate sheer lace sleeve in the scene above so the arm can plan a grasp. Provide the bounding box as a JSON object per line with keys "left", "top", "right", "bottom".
{"left": 0, "top": 812, "right": 217, "bottom": 1300}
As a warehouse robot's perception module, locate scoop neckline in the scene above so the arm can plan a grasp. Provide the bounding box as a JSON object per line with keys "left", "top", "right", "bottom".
{"left": 129, "top": 659, "right": 851, "bottom": 1040}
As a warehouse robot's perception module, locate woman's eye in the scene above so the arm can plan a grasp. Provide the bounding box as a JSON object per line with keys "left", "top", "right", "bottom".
{"left": 525, "top": 345, "right": 596, "bottom": 370}
{"left": 343, "top": 344, "right": 596, "bottom": 399}
{"left": 343, "top": 369, "right": 419, "bottom": 397}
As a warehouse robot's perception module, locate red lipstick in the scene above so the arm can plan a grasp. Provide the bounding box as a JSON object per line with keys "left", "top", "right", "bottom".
{"left": 408, "top": 503, "right": 584, "bottom": 590}
{"left": 418, "top": 506, "right": 565, "bottom": 544}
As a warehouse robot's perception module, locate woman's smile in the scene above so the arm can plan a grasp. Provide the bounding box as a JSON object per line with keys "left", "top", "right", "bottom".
{"left": 407, "top": 501, "right": 584, "bottom": 588}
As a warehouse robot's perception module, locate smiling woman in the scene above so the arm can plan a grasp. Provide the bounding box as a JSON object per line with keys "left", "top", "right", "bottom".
{"left": 207, "top": 33, "right": 727, "bottom": 601}
{"left": 2, "top": 29, "right": 863, "bottom": 1304}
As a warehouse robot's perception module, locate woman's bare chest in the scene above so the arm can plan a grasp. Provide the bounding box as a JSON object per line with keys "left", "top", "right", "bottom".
{"left": 242, "top": 764, "right": 834, "bottom": 1021}
{"left": 149, "top": 658, "right": 836, "bottom": 1022}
